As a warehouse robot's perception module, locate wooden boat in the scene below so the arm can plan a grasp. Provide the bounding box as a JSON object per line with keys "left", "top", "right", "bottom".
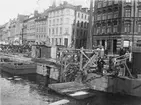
{"left": 1, "top": 62, "right": 37, "bottom": 75}
{"left": 0, "top": 57, "right": 14, "bottom": 66}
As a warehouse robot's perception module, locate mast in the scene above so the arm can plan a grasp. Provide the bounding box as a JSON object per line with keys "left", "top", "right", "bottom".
{"left": 132, "top": 0, "right": 136, "bottom": 74}
{"left": 86, "top": 0, "right": 93, "bottom": 49}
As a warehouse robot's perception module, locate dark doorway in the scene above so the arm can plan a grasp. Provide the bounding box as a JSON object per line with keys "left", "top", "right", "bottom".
{"left": 113, "top": 39, "right": 117, "bottom": 53}
{"left": 102, "top": 40, "right": 105, "bottom": 47}
{"left": 64, "top": 38, "right": 68, "bottom": 47}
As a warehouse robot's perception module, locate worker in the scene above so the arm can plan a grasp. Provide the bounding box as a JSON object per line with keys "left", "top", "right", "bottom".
{"left": 97, "top": 57, "right": 105, "bottom": 75}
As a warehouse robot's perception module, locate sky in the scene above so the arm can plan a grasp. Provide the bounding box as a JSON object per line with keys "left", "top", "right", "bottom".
{"left": 0, "top": 0, "right": 89, "bottom": 25}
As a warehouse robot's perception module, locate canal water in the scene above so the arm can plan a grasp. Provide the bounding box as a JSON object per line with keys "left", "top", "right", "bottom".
{"left": 0, "top": 69, "right": 141, "bottom": 105}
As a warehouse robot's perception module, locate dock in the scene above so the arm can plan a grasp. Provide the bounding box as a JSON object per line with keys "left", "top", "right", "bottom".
{"left": 48, "top": 82, "right": 96, "bottom": 99}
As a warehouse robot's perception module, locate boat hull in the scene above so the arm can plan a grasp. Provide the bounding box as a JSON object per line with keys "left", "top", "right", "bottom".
{"left": 1, "top": 63, "right": 36, "bottom": 75}
{"left": 85, "top": 73, "right": 141, "bottom": 97}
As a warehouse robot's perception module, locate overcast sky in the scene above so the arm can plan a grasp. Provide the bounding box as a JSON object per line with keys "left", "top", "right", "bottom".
{"left": 0, "top": 0, "right": 89, "bottom": 25}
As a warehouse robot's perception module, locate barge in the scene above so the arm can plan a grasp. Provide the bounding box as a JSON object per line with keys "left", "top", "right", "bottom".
{"left": 1, "top": 62, "right": 36, "bottom": 75}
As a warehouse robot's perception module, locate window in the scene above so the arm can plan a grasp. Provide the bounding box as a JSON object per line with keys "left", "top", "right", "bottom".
{"left": 65, "top": 28, "right": 69, "bottom": 34}
{"left": 138, "top": 24, "right": 141, "bottom": 32}
{"left": 124, "top": 24, "right": 131, "bottom": 33}
{"left": 56, "top": 27, "right": 58, "bottom": 34}
{"left": 52, "top": 38, "right": 54, "bottom": 45}
{"left": 108, "top": 13, "right": 112, "bottom": 19}
{"left": 49, "top": 20, "right": 51, "bottom": 26}
{"left": 113, "top": 26, "right": 118, "bottom": 32}
{"left": 77, "top": 21, "right": 80, "bottom": 27}
{"left": 57, "top": 19, "right": 59, "bottom": 25}
{"left": 59, "top": 38, "right": 62, "bottom": 45}
{"left": 108, "top": 0, "right": 113, "bottom": 5}
{"left": 60, "top": 27, "right": 62, "bottom": 34}
{"left": 138, "top": 9, "right": 141, "bottom": 17}
{"left": 82, "top": 14, "right": 83, "bottom": 19}
{"left": 97, "top": 14, "right": 101, "bottom": 20}
{"left": 52, "top": 28, "right": 55, "bottom": 34}
{"left": 107, "top": 26, "right": 112, "bottom": 33}
{"left": 78, "top": 13, "right": 80, "bottom": 18}
{"left": 53, "top": 19, "right": 55, "bottom": 25}
{"left": 102, "top": 13, "right": 107, "bottom": 20}
{"left": 49, "top": 28, "right": 51, "bottom": 35}
{"left": 97, "top": 27, "right": 101, "bottom": 34}
{"left": 102, "top": 26, "right": 106, "bottom": 33}
{"left": 114, "top": 13, "right": 118, "bottom": 18}
{"left": 60, "top": 18, "right": 63, "bottom": 24}
{"left": 85, "top": 15, "right": 87, "bottom": 19}
{"left": 125, "top": 9, "right": 131, "bottom": 17}
{"left": 98, "top": 2, "right": 102, "bottom": 8}
{"left": 103, "top": 0, "right": 107, "bottom": 7}
{"left": 81, "top": 22, "right": 83, "bottom": 27}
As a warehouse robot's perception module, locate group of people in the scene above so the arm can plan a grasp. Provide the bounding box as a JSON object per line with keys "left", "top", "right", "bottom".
{"left": 94, "top": 45, "right": 134, "bottom": 77}
{"left": 0, "top": 44, "right": 31, "bottom": 54}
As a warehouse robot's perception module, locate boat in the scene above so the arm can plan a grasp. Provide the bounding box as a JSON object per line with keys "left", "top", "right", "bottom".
{"left": 0, "top": 57, "right": 14, "bottom": 67}
{"left": 1, "top": 62, "right": 37, "bottom": 75}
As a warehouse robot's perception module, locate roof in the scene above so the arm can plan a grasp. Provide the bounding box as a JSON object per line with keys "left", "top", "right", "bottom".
{"left": 47, "top": 2, "right": 89, "bottom": 14}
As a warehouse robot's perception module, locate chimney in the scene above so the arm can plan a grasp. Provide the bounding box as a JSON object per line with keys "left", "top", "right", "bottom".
{"left": 34, "top": 10, "right": 39, "bottom": 17}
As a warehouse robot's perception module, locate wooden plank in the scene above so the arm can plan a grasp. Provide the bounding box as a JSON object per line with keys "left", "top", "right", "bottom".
{"left": 49, "top": 99, "right": 70, "bottom": 105}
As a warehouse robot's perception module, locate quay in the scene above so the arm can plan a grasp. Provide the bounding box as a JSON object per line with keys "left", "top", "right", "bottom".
{"left": 1, "top": 44, "right": 141, "bottom": 98}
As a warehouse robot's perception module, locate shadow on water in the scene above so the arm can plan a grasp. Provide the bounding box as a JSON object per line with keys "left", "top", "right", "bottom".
{"left": 0, "top": 69, "right": 141, "bottom": 105}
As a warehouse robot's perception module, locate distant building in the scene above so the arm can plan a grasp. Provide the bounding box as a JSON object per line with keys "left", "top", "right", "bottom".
{"left": 47, "top": 1, "right": 89, "bottom": 48}
{"left": 35, "top": 12, "right": 48, "bottom": 44}
{"left": 23, "top": 11, "right": 39, "bottom": 45}
{"left": 93, "top": 0, "right": 141, "bottom": 54}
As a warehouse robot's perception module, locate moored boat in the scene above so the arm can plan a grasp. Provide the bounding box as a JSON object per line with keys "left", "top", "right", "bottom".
{"left": 1, "top": 62, "right": 36, "bottom": 75}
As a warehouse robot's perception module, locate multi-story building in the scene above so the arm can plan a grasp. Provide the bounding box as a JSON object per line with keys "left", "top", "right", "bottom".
{"left": 35, "top": 13, "right": 48, "bottom": 44}
{"left": 93, "top": 0, "right": 141, "bottom": 53}
{"left": 0, "top": 22, "right": 11, "bottom": 44}
{"left": 9, "top": 19, "right": 16, "bottom": 44}
{"left": 47, "top": 1, "right": 89, "bottom": 48}
{"left": 23, "top": 11, "right": 38, "bottom": 45}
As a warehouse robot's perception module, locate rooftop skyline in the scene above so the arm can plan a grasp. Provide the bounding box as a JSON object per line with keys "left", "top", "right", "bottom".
{"left": 0, "top": 0, "right": 89, "bottom": 25}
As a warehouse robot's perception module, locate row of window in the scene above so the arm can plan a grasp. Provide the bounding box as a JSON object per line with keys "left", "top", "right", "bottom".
{"left": 48, "top": 9, "right": 70, "bottom": 17}
{"left": 97, "top": 13, "right": 118, "bottom": 20}
{"left": 96, "top": 26, "right": 118, "bottom": 34}
{"left": 95, "top": 24, "right": 141, "bottom": 34}
{"left": 36, "top": 21, "right": 46, "bottom": 25}
{"left": 51, "top": 38, "right": 64, "bottom": 45}
{"left": 77, "top": 29, "right": 87, "bottom": 38}
{"left": 77, "top": 21, "right": 89, "bottom": 28}
{"left": 36, "top": 27, "right": 46, "bottom": 33}
{"left": 77, "top": 12, "right": 89, "bottom": 20}
{"left": 124, "top": 24, "right": 141, "bottom": 33}
{"left": 124, "top": 9, "right": 141, "bottom": 17}
{"left": 48, "top": 27, "right": 69, "bottom": 35}
{"left": 48, "top": 18, "right": 70, "bottom": 26}
{"left": 97, "top": 0, "right": 118, "bottom": 8}
{"left": 36, "top": 34, "right": 46, "bottom": 38}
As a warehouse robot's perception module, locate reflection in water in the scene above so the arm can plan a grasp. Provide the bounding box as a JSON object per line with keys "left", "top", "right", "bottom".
{"left": 0, "top": 70, "right": 141, "bottom": 105}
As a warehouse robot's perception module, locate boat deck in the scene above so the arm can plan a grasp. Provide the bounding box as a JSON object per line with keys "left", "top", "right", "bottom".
{"left": 48, "top": 82, "right": 96, "bottom": 99}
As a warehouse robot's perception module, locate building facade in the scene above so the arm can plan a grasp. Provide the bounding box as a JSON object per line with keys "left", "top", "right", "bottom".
{"left": 23, "top": 15, "right": 36, "bottom": 44}
{"left": 35, "top": 14, "right": 48, "bottom": 44}
{"left": 93, "top": 0, "right": 141, "bottom": 53}
{"left": 47, "top": 1, "right": 89, "bottom": 48}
